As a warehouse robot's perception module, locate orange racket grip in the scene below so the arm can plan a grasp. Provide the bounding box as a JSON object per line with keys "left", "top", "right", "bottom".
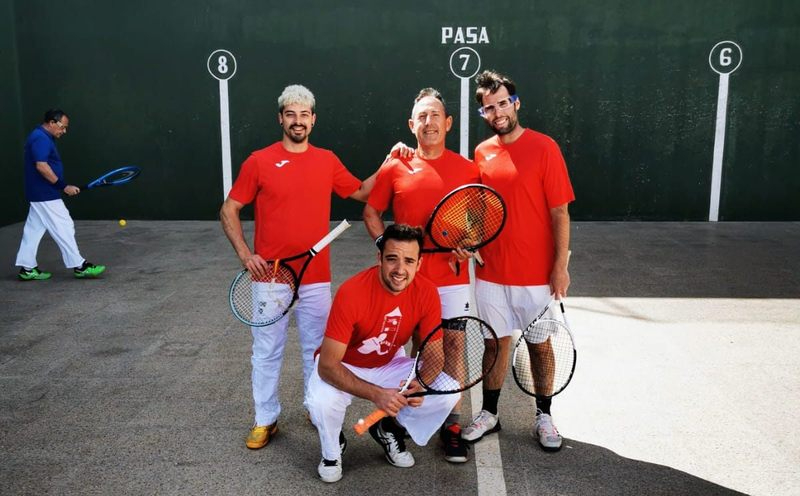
{"left": 271, "top": 259, "right": 280, "bottom": 278}
{"left": 353, "top": 409, "right": 388, "bottom": 435}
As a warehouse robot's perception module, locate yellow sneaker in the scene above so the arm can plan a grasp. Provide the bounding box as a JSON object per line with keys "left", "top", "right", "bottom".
{"left": 246, "top": 422, "right": 278, "bottom": 449}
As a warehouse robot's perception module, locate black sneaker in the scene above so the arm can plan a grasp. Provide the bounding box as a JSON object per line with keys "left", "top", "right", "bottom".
{"left": 339, "top": 431, "right": 347, "bottom": 455}
{"left": 368, "top": 418, "right": 415, "bottom": 467}
{"left": 441, "top": 424, "right": 469, "bottom": 463}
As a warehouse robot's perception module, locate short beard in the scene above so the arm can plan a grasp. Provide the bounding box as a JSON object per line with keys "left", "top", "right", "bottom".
{"left": 284, "top": 127, "right": 308, "bottom": 143}
{"left": 491, "top": 117, "right": 517, "bottom": 136}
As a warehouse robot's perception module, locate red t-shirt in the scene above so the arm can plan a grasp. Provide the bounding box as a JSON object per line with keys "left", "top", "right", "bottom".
{"left": 367, "top": 149, "right": 480, "bottom": 287}
{"left": 324, "top": 266, "right": 442, "bottom": 368}
{"left": 228, "top": 142, "right": 361, "bottom": 284}
{"left": 474, "top": 129, "right": 575, "bottom": 285}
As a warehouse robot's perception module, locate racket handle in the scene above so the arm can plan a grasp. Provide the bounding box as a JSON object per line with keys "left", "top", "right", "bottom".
{"left": 473, "top": 250, "right": 485, "bottom": 267}
{"left": 353, "top": 408, "right": 388, "bottom": 435}
{"left": 312, "top": 220, "right": 352, "bottom": 253}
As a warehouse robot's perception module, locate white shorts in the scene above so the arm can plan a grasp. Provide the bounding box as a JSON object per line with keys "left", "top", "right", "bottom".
{"left": 475, "top": 279, "right": 553, "bottom": 338}
{"left": 437, "top": 284, "right": 471, "bottom": 319}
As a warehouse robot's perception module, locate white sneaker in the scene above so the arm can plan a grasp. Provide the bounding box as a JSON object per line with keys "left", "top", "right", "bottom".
{"left": 534, "top": 412, "right": 563, "bottom": 451}
{"left": 368, "top": 420, "right": 415, "bottom": 468}
{"left": 461, "top": 409, "right": 501, "bottom": 442}
{"left": 318, "top": 458, "right": 342, "bottom": 483}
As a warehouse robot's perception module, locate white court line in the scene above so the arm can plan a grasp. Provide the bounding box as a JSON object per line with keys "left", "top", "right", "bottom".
{"left": 459, "top": 59, "right": 505, "bottom": 494}
{"left": 468, "top": 260, "right": 507, "bottom": 496}
{"left": 708, "top": 72, "right": 729, "bottom": 222}
{"left": 470, "top": 387, "right": 508, "bottom": 496}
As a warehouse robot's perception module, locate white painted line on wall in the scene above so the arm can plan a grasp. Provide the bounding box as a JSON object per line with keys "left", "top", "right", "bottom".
{"left": 219, "top": 79, "right": 232, "bottom": 199}
{"left": 460, "top": 76, "right": 470, "bottom": 158}
{"left": 449, "top": 46, "right": 480, "bottom": 159}
{"left": 707, "top": 41, "right": 741, "bottom": 222}
{"left": 207, "top": 49, "right": 237, "bottom": 200}
{"left": 708, "top": 73, "right": 729, "bottom": 222}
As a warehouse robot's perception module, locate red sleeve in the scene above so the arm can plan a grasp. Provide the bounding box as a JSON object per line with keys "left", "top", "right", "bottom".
{"left": 228, "top": 154, "right": 259, "bottom": 205}
{"left": 415, "top": 278, "right": 443, "bottom": 342}
{"left": 366, "top": 160, "right": 396, "bottom": 212}
{"left": 324, "top": 280, "right": 358, "bottom": 345}
{"left": 542, "top": 138, "right": 575, "bottom": 208}
{"left": 329, "top": 152, "right": 361, "bottom": 199}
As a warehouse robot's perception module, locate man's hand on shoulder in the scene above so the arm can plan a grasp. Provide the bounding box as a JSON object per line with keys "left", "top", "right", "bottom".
{"left": 387, "top": 141, "right": 415, "bottom": 162}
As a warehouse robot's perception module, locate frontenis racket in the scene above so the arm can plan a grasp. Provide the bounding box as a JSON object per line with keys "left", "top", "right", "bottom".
{"left": 424, "top": 184, "right": 506, "bottom": 274}
{"left": 512, "top": 298, "right": 577, "bottom": 399}
{"left": 81, "top": 166, "right": 141, "bottom": 190}
{"left": 229, "top": 220, "right": 351, "bottom": 327}
{"left": 353, "top": 315, "right": 498, "bottom": 435}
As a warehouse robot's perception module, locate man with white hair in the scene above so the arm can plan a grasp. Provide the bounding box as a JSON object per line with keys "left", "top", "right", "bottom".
{"left": 220, "top": 84, "right": 376, "bottom": 450}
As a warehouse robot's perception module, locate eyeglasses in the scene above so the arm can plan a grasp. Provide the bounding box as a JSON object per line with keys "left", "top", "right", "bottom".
{"left": 477, "top": 95, "right": 519, "bottom": 117}
{"left": 54, "top": 121, "right": 69, "bottom": 131}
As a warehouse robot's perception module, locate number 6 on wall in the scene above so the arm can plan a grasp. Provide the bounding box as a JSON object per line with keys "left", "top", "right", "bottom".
{"left": 707, "top": 41, "right": 742, "bottom": 222}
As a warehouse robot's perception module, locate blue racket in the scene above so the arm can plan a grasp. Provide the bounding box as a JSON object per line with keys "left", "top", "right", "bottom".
{"left": 82, "top": 166, "right": 141, "bottom": 190}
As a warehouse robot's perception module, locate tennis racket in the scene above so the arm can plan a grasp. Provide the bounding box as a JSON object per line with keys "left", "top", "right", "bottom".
{"left": 81, "top": 166, "right": 141, "bottom": 190}
{"left": 228, "top": 219, "right": 351, "bottom": 327}
{"left": 512, "top": 298, "right": 576, "bottom": 399}
{"left": 423, "top": 184, "right": 506, "bottom": 274}
{"left": 353, "top": 315, "right": 498, "bottom": 435}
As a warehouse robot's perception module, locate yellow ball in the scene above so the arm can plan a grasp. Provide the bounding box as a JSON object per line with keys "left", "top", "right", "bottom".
{"left": 119, "top": 219, "right": 127, "bottom": 227}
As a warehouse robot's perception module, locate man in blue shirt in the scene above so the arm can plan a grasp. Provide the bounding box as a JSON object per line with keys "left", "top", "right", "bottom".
{"left": 15, "top": 109, "right": 105, "bottom": 280}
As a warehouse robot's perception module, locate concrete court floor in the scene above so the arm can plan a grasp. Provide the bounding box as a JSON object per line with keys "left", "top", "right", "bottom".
{"left": 0, "top": 219, "right": 798, "bottom": 496}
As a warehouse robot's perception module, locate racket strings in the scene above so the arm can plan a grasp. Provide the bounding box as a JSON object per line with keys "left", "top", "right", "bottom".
{"left": 417, "top": 319, "right": 492, "bottom": 393}
{"left": 230, "top": 264, "right": 297, "bottom": 326}
{"left": 430, "top": 189, "right": 505, "bottom": 249}
{"left": 101, "top": 167, "right": 141, "bottom": 185}
{"left": 110, "top": 170, "right": 136, "bottom": 181}
{"left": 514, "top": 319, "right": 575, "bottom": 397}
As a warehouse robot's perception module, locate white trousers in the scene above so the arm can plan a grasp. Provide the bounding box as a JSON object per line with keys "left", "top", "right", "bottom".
{"left": 307, "top": 353, "right": 460, "bottom": 460}
{"left": 251, "top": 282, "right": 331, "bottom": 426}
{"left": 15, "top": 199, "right": 85, "bottom": 269}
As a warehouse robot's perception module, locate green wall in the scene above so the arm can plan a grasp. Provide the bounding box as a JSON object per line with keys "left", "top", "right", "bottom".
{"left": 0, "top": 0, "right": 25, "bottom": 226}
{"left": 3, "top": 0, "right": 799, "bottom": 224}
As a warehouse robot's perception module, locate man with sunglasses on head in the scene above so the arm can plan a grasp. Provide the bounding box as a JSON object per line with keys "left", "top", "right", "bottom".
{"left": 462, "top": 70, "right": 575, "bottom": 451}
{"left": 15, "top": 109, "right": 106, "bottom": 281}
